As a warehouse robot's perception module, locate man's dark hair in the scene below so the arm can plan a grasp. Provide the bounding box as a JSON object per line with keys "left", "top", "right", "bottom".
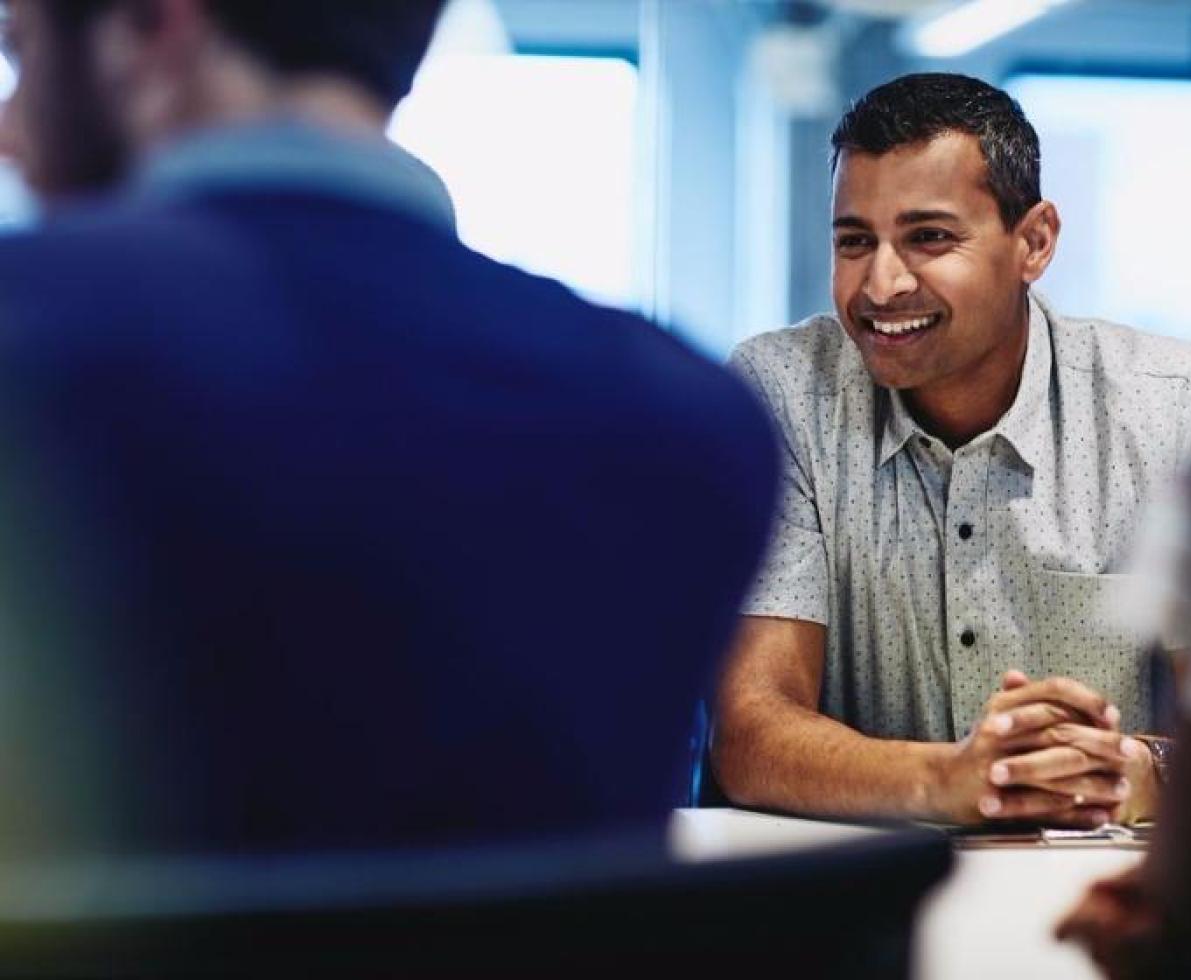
{"left": 42, "top": 0, "right": 447, "bottom": 106}
{"left": 830, "top": 73, "right": 1041, "bottom": 230}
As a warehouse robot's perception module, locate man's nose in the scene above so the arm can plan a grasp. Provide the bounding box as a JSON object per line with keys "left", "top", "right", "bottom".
{"left": 862, "top": 243, "right": 917, "bottom": 306}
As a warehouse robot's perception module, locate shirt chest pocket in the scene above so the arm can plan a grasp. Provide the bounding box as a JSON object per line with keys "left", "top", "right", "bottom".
{"left": 1030, "top": 569, "right": 1150, "bottom": 732}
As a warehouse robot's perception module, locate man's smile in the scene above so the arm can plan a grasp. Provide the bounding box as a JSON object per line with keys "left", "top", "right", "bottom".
{"left": 856, "top": 311, "right": 944, "bottom": 344}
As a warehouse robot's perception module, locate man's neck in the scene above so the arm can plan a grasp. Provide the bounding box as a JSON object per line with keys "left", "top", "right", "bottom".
{"left": 134, "top": 45, "right": 392, "bottom": 155}
{"left": 902, "top": 298, "right": 1031, "bottom": 451}
{"left": 276, "top": 78, "right": 391, "bottom": 136}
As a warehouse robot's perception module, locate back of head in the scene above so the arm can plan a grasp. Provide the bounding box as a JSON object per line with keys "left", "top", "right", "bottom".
{"left": 202, "top": 0, "right": 447, "bottom": 106}
{"left": 12, "top": 0, "right": 447, "bottom": 199}
{"left": 831, "top": 72, "right": 1041, "bottom": 229}
{"left": 41, "top": 0, "right": 447, "bottom": 106}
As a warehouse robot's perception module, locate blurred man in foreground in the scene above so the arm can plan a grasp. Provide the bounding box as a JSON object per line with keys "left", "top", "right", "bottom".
{"left": 0, "top": 0, "right": 776, "bottom": 855}
{"left": 714, "top": 73, "right": 1186, "bottom": 828}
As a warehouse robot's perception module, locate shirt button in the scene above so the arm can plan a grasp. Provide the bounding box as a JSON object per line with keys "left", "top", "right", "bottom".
{"left": 958, "top": 523, "right": 973, "bottom": 540}
{"left": 960, "top": 629, "right": 976, "bottom": 647}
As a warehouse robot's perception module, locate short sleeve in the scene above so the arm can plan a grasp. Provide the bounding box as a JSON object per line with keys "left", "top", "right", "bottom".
{"left": 729, "top": 344, "right": 829, "bottom": 624}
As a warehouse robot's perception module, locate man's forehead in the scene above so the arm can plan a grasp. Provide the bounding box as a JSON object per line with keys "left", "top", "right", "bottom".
{"left": 832, "top": 132, "right": 995, "bottom": 218}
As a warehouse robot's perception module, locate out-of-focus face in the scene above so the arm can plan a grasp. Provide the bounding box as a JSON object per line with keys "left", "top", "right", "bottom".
{"left": 831, "top": 132, "right": 1040, "bottom": 399}
{"left": 0, "top": 0, "right": 129, "bottom": 199}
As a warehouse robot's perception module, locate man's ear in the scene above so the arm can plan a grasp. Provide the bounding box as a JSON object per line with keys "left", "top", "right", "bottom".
{"left": 99, "top": 0, "right": 209, "bottom": 67}
{"left": 1017, "top": 200, "right": 1061, "bottom": 285}
{"left": 89, "top": 0, "right": 210, "bottom": 139}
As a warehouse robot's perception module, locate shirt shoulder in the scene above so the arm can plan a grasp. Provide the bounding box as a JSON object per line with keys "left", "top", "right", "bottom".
{"left": 729, "top": 313, "right": 868, "bottom": 400}
{"left": 1049, "top": 309, "right": 1191, "bottom": 384}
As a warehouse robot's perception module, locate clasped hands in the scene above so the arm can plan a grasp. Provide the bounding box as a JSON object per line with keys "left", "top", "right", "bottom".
{"left": 935, "top": 669, "right": 1157, "bottom": 827}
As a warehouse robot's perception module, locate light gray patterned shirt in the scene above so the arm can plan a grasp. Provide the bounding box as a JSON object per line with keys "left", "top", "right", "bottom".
{"left": 731, "top": 293, "right": 1191, "bottom": 741}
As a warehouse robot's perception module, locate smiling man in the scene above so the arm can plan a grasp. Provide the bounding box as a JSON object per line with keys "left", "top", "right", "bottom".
{"left": 713, "top": 72, "right": 1190, "bottom": 827}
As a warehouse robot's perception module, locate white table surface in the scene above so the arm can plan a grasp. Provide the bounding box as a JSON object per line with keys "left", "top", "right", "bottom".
{"left": 668, "top": 807, "right": 1143, "bottom": 980}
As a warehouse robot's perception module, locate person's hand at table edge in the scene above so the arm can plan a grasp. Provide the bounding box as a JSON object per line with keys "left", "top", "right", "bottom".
{"left": 1055, "top": 864, "right": 1164, "bottom": 980}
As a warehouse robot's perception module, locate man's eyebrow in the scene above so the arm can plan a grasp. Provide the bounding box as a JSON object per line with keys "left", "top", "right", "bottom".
{"left": 832, "top": 210, "right": 964, "bottom": 230}
{"left": 897, "top": 210, "right": 961, "bottom": 225}
{"left": 831, "top": 216, "right": 870, "bottom": 230}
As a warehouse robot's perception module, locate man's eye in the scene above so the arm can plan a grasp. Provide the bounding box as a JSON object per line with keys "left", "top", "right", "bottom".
{"left": 910, "top": 228, "right": 954, "bottom": 246}
{"left": 834, "top": 235, "right": 873, "bottom": 253}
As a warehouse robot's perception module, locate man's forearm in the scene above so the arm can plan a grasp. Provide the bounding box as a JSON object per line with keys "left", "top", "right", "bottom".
{"left": 711, "top": 697, "right": 953, "bottom": 821}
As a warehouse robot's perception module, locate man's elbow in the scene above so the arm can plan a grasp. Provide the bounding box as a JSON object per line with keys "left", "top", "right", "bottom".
{"left": 708, "top": 706, "right": 766, "bottom": 807}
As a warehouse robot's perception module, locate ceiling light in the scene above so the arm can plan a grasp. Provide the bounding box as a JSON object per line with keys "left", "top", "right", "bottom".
{"left": 902, "top": 0, "right": 1077, "bottom": 58}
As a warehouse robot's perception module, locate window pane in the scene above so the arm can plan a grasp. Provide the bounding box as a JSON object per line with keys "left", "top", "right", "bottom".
{"left": 1008, "top": 74, "right": 1191, "bottom": 341}
{"left": 392, "top": 54, "right": 639, "bottom": 311}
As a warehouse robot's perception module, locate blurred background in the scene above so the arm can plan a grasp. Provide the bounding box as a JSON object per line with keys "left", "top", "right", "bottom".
{"left": 1, "top": 0, "right": 1187, "bottom": 356}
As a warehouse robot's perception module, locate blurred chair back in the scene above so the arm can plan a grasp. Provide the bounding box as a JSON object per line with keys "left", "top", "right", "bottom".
{"left": 0, "top": 826, "right": 951, "bottom": 978}
{"left": 688, "top": 698, "right": 731, "bottom": 806}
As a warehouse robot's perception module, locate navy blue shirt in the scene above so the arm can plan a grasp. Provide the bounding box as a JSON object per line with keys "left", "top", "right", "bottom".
{"left": 0, "top": 121, "right": 776, "bottom": 856}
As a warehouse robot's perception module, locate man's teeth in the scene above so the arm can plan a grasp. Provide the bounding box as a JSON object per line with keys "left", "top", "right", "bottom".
{"left": 869, "top": 315, "right": 936, "bottom": 336}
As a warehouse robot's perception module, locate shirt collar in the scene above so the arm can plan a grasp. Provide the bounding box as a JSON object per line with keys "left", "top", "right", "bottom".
{"left": 877, "top": 291, "right": 1053, "bottom": 469}
{"left": 877, "top": 386, "right": 920, "bottom": 468}
{"left": 991, "top": 292, "right": 1052, "bottom": 471}
{"left": 132, "top": 118, "right": 457, "bottom": 235}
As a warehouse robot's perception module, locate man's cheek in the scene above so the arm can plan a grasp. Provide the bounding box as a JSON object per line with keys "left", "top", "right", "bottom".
{"left": 830, "top": 281, "right": 854, "bottom": 321}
